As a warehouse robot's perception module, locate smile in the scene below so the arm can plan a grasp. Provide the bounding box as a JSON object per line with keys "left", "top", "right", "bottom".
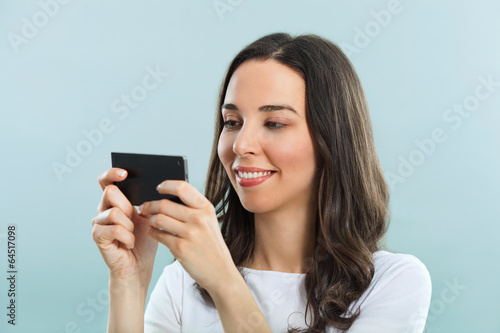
{"left": 237, "top": 171, "right": 273, "bottom": 179}
{"left": 234, "top": 168, "right": 275, "bottom": 187}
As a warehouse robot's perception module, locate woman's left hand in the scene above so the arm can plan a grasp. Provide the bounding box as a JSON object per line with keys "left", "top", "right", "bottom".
{"left": 138, "top": 180, "right": 238, "bottom": 294}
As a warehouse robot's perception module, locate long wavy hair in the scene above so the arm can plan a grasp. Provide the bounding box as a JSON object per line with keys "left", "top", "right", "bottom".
{"left": 193, "top": 32, "right": 390, "bottom": 332}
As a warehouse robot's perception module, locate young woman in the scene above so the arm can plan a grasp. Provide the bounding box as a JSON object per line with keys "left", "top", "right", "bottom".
{"left": 92, "top": 32, "right": 432, "bottom": 332}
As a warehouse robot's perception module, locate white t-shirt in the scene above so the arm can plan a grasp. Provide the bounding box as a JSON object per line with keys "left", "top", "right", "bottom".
{"left": 144, "top": 250, "right": 432, "bottom": 333}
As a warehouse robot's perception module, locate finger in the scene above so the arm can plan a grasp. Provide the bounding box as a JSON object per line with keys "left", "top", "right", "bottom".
{"left": 98, "top": 168, "right": 128, "bottom": 191}
{"left": 140, "top": 198, "right": 191, "bottom": 223}
{"left": 148, "top": 227, "right": 179, "bottom": 254}
{"left": 148, "top": 214, "right": 185, "bottom": 237}
{"left": 92, "top": 224, "right": 135, "bottom": 250}
{"left": 92, "top": 207, "right": 135, "bottom": 233}
{"left": 156, "top": 180, "right": 208, "bottom": 209}
{"left": 97, "top": 185, "right": 134, "bottom": 218}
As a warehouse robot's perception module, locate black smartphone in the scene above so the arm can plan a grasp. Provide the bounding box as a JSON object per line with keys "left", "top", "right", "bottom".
{"left": 111, "top": 152, "right": 188, "bottom": 206}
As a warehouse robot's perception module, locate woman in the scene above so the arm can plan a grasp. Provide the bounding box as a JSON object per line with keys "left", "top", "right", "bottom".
{"left": 92, "top": 32, "right": 432, "bottom": 332}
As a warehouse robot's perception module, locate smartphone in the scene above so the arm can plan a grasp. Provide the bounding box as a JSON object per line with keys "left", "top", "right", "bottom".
{"left": 111, "top": 152, "right": 188, "bottom": 206}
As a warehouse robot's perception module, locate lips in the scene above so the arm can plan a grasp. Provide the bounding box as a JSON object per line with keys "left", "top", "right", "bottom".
{"left": 233, "top": 166, "right": 275, "bottom": 187}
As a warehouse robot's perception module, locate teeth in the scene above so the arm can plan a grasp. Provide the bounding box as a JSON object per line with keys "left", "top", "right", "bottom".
{"left": 237, "top": 171, "right": 272, "bottom": 179}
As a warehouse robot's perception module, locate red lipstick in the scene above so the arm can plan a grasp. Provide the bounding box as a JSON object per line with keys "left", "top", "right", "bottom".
{"left": 234, "top": 166, "right": 275, "bottom": 187}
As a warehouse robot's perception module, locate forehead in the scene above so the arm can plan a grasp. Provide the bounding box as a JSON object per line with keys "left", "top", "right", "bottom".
{"left": 223, "top": 59, "right": 306, "bottom": 115}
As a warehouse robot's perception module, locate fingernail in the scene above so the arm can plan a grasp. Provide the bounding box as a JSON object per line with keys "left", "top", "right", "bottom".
{"left": 129, "top": 244, "right": 134, "bottom": 250}
{"left": 139, "top": 204, "right": 144, "bottom": 212}
{"left": 156, "top": 183, "right": 162, "bottom": 191}
{"left": 118, "top": 169, "right": 127, "bottom": 177}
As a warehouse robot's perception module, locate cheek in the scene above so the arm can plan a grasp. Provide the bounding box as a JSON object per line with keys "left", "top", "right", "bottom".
{"left": 269, "top": 134, "right": 316, "bottom": 174}
{"left": 217, "top": 133, "right": 234, "bottom": 168}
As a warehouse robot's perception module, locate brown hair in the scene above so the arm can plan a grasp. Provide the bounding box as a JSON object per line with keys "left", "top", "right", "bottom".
{"left": 195, "top": 32, "right": 390, "bottom": 332}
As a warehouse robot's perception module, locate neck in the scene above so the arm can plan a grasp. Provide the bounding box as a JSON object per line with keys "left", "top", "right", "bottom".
{"left": 242, "top": 204, "right": 316, "bottom": 274}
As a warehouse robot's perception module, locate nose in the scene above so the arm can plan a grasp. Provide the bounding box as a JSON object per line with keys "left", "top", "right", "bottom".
{"left": 232, "top": 123, "right": 260, "bottom": 157}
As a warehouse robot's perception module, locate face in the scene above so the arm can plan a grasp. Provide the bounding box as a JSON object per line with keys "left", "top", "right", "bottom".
{"left": 217, "top": 59, "right": 317, "bottom": 214}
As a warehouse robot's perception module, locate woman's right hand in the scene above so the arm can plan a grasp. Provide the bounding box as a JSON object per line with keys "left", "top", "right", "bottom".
{"left": 91, "top": 168, "right": 158, "bottom": 284}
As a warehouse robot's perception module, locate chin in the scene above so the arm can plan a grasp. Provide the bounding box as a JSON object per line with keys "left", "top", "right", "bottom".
{"left": 238, "top": 195, "right": 278, "bottom": 214}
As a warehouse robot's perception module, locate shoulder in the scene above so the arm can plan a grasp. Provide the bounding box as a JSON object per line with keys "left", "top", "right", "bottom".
{"left": 373, "top": 250, "right": 431, "bottom": 286}
{"left": 154, "top": 259, "right": 188, "bottom": 301}
{"left": 144, "top": 260, "right": 185, "bottom": 331}
{"left": 346, "top": 251, "right": 432, "bottom": 332}
{"left": 152, "top": 259, "right": 186, "bottom": 293}
{"left": 160, "top": 259, "right": 185, "bottom": 281}
{"left": 368, "top": 250, "right": 432, "bottom": 300}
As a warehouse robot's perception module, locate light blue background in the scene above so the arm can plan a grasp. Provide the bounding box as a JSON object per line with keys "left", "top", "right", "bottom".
{"left": 1, "top": 1, "right": 499, "bottom": 332}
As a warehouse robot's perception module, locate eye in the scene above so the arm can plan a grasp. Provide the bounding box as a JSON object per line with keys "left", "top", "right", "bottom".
{"left": 223, "top": 120, "right": 241, "bottom": 130}
{"left": 265, "top": 121, "right": 286, "bottom": 129}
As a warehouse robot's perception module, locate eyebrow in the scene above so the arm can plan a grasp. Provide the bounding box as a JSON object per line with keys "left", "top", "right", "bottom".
{"left": 222, "top": 103, "right": 298, "bottom": 115}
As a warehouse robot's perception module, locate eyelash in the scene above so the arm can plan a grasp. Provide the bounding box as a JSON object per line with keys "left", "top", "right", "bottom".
{"left": 265, "top": 121, "right": 286, "bottom": 129}
{"left": 222, "top": 120, "right": 286, "bottom": 130}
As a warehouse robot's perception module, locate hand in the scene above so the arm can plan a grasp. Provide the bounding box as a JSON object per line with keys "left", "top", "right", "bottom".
{"left": 139, "top": 180, "right": 238, "bottom": 294}
{"left": 91, "top": 168, "right": 158, "bottom": 284}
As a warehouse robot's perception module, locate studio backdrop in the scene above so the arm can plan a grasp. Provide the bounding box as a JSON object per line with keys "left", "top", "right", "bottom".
{"left": 1, "top": 1, "right": 499, "bottom": 332}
